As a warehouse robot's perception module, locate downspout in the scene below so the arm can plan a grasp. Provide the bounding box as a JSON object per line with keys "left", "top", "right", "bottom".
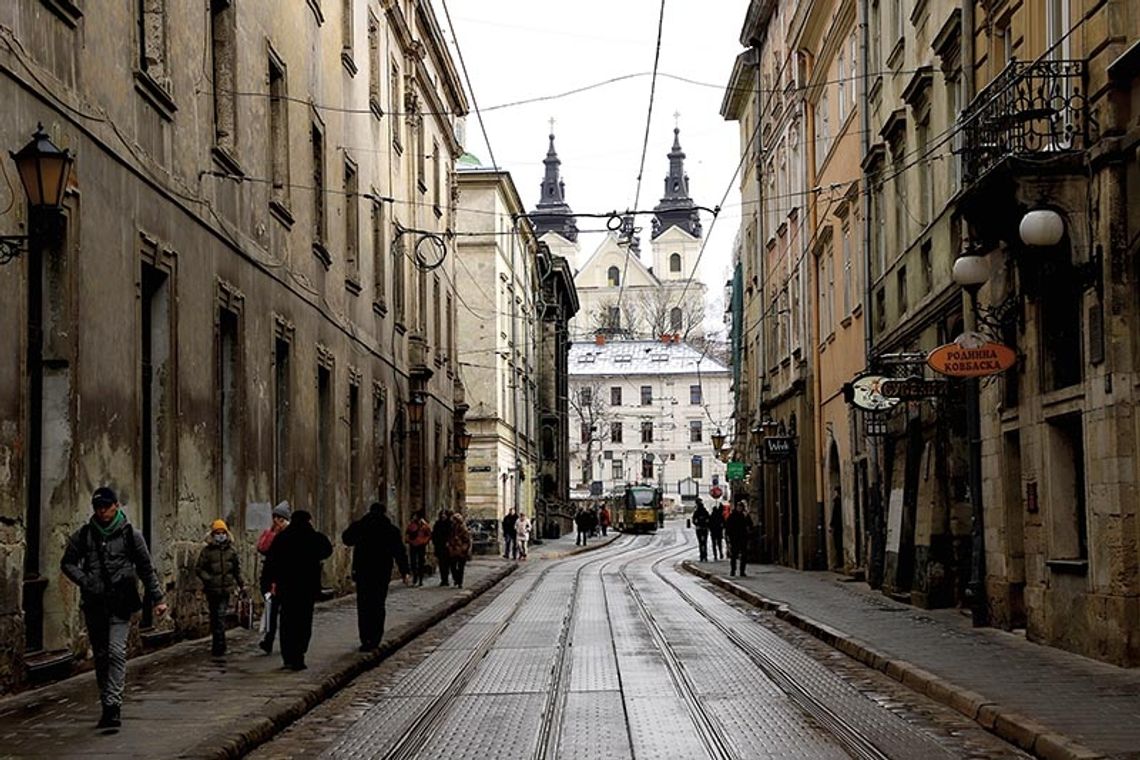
{"left": 509, "top": 212, "right": 522, "bottom": 520}
{"left": 859, "top": 0, "right": 883, "bottom": 586}
{"left": 753, "top": 40, "right": 768, "bottom": 563}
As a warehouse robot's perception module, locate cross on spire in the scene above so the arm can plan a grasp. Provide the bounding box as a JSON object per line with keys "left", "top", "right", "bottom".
{"left": 548, "top": 116, "right": 556, "bottom": 135}
{"left": 673, "top": 110, "right": 681, "bottom": 129}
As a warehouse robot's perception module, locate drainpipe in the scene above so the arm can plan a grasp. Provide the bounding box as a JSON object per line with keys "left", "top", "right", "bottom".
{"left": 753, "top": 40, "right": 768, "bottom": 563}
{"left": 509, "top": 213, "right": 522, "bottom": 521}
{"left": 859, "top": 0, "right": 884, "bottom": 588}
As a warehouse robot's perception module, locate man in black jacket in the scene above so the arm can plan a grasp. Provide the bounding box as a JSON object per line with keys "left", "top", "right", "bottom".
{"left": 501, "top": 508, "right": 518, "bottom": 559}
{"left": 725, "top": 500, "right": 754, "bottom": 577}
{"left": 265, "top": 510, "right": 332, "bottom": 670}
{"left": 432, "top": 510, "right": 453, "bottom": 587}
{"left": 61, "top": 487, "right": 167, "bottom": 728}
{"left": 691, "top": 498, "right": 711, "bottom": 562}
{"left": 343, "top": 502, "right": 410, "bottom": 651}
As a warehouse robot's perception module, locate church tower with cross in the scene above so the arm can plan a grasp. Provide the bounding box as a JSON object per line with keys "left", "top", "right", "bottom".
{"left": 649, "top": 121, "right": 704, "bottom": 284}
{"left": 529, "top": 123, "right": 581, "bottom": 265}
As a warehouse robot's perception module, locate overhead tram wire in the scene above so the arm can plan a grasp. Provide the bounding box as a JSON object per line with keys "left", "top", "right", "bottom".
{"left": 613, "top": 0, "right": 667, "bottom": 322}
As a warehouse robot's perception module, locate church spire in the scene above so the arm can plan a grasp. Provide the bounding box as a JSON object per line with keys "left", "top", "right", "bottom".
{"left": 530, "top": 129, "right": 579, "bottom": 242}
{"left": 652, "top": 126, "right": 702, "bottom": 240}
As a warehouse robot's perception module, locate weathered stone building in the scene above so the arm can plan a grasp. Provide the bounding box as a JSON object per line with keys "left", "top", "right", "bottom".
{"left": 0, "top": 0, "right": 469, "bottom": 691}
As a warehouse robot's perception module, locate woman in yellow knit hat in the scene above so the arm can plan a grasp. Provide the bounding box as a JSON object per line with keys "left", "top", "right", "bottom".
{"left": 195, "top": 519, "right": 245, "bottom": 657}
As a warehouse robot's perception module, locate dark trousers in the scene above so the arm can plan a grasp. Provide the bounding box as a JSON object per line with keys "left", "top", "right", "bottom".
{"left": 729, "top": 545, "right": 747, "bottom": 576}
{"left": 710, "top": 533, "right": 724, "bottom": 561}
{"left": 601, "top": 525, "right": 608, "bottom": 536}
{"left": 450, "top": 558, "right": 466, "bottom": 587}
{"left": 576, "top": 529, "right": 588, "bottom": 546}
{"left": 206, "top": 592, "right": 230, "bottom": 655}
{"left": 696, "top": 529, "right": 709, "bottom": 561}
{"left": 409, "top": 545, "right": 427, "bottom": 585}
{"left": 279, "top": 596, "right": 316, "bottom": 667}
{"left": 261, "top": 594, "right": 281, "bottom": 649}
{"left": 356, "top": 581, "right": 390, "bottom": 648}
{"left": 435, "top": 545, "right": 451, "bottom": 585}
{"left": 503, "top": 534, "right": 517, "bottom": 559}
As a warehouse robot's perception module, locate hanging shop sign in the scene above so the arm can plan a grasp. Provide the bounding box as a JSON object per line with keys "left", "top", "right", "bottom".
{"left": 847, "top": 374, "right": 900, "bottom": 412}
{"left": 927, "top": 332, "right": 1016, "bottom": 378}
{"left": 879, "top": 377, "right": 951, "bottom": 400}
{"left": 726, "top": 460, "right": 746, "bottom": 481}
{"left": 763, "top": 436, "right": 796, "bottom": 461}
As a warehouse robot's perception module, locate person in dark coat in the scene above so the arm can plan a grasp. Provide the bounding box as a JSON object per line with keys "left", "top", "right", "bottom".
{"left": 264, "top": 510, "right": 332, "bottom": 670}
{"left": 501, "top": 508, "right": 518, "bottom": 560}
{"left": 195, "top": 519, "right": 244, "bottom": 657}
{"left": 691, "top": 499, "right": 711, "bottom": 562}
{"left": 447, "top": 512, "right": 473, "bottom": 588}
{"left": 61, "top": 487, "right": 167, "bottom": 728}
{"left": 432, "top": 510, "right": 453, "bottom": 587}
{"left": 343, "top": 502, "right": 410, "bottom": 651}
{"left": 256, "top": 502, "right": 290, "bottom": 654}
{"left": 725, "top": 500, "right": 754, "bottom": 577}
{"left": 574, "top": 508, "right": 590, "bottom": 546}
{"left": 709, "top": 502, "right": 725, "bottom": 561}
{"left": 404, "top": 510, "right": 432, "bottom": 586}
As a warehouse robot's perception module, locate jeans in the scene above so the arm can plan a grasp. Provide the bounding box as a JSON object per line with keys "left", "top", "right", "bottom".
{"left": 279, "top": 595, "right": 316, "bottom": 667}
{"left": 503, "top": 535, "right": 517, "bottom": 559}
{"left": 710, "top": 533, "right": 724, "bottom": 561}
{"left": 730, "top": 546, "right": 747, "bottom": 576}
{"left": 576, "top": 529, "right": 588, "bottom": 546}
{"left": 409, "top": 545, "right": 427, "bottom": 584}
{"left": 696, "top": 529, "right": 709, "bottom": 561}
{"left": 450, "top": 558, "right": 466, "bottom": 587}
{"left": 356, "top": 581, "right": 390, "bottom": 648}
{"left": 206, "top": 592, "right": 230, "bottom": 654}
{"left": 83, "top": 605, "right": 130, "bottom": 707}
{"left": 435, "top": 546, "right": 451, "bottom": 585}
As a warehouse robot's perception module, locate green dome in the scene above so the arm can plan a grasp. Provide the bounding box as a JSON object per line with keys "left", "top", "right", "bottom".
{"left": 456, "top": 151, "right": 483, "bottom": 168}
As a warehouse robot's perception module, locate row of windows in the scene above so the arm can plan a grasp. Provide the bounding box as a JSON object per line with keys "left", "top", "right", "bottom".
{"left": 581, "top": 385, "right": 703, "bottom": 407}
{"left": 580, "top": 419, "right": 705, "bottom": 444}
{"left": 605, "top": 253, "right": 683, "bottom": 287}
{"left": 581, "top": 455, "right": 705, "bottom": 482}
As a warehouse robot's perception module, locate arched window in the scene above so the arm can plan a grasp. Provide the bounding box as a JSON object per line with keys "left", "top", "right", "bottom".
{"left": 607, "top": 266, "right": 620, "bottom": 287}
{"left": 669, "top": 252, "right": 682, "bottom": 272}
{"left": 670, "top": 307, "right": 683, "bottom": 332}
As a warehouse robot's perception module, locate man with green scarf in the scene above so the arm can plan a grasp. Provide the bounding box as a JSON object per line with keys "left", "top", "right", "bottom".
{"left": 61, "top": 487, "right": 167, "bottom": 729}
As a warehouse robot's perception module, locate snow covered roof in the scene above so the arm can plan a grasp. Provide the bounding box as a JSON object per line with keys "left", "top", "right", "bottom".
{"left": 569, "top": 339, "right": 729, "bottom": 377}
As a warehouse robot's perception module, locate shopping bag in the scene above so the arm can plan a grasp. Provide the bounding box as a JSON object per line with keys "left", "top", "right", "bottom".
{"left": 258, "top": 593, "right": 271, "bottom": 633}
{"left": 236, "top": 590, "right": 254, "bottom": 629}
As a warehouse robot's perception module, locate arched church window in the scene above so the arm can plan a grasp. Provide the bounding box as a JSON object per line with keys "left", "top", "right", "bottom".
{"left": 607, "top": 266, "right": 620, "bottom": 287}
{"left": 669, "top": 253, "right": 682, "bottom": 272}
{"left": 670, "top": 307, "right": 683, "bottom": 332}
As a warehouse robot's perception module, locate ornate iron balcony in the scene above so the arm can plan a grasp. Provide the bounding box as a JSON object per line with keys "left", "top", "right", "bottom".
{"left": 960, "top": 59, "right": 1090, "bottom": 184}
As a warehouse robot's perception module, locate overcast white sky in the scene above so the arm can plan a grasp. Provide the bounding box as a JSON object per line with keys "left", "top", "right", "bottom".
{"left": 437, "top": 1, "right": 747, "bottom": 320}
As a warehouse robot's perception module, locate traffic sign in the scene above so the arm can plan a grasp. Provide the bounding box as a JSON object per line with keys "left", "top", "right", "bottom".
{"left": 726, "top": 461, "right": 746, "bottom": 481}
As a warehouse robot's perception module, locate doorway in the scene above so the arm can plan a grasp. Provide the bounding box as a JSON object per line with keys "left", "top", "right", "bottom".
{"left": 829, "top": 443, "right": 844, "bottom": 570}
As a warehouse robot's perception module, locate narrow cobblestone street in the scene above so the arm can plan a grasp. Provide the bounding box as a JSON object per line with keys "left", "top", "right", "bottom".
{"left": 252, "top": 526, "right": 1028, "bottom": 759}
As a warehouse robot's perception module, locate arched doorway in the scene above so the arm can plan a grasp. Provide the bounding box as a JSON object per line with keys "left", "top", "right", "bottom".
{"left": 829, "top": 442, "right": 844, "bottom": 570}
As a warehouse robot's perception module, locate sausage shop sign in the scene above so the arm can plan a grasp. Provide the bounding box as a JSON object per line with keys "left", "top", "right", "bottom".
{"left": 927, "top": 332, "right": 1016, "bottom": 378}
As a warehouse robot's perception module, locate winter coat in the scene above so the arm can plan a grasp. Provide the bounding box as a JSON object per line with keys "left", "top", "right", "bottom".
{"left": 691, "top": 504, "right": 711, "bottom": 531}
{"left": 405, "top": 518, "right": 432, "bottom": 548}
{"left": 257, "top": 527, "right": 282, "bottom": 594}
{"left": 264, "top": 521, "right": 333, "bottom": 601}
{"left": 709, "top": 507, "right": 725, "bottom": 537}
{"left": 447, "top": 515, "right": 472, "bottom": 560}
{"left": 725, "top": 510, "right": 753, "bottom": 547}
{"left": 516, "top": 516, "right": 532, "bottom": 543}
{"left": 432, "top": 515, "right": 452, "bottom": 549}
{"left": 574, "top": 511, "right": 590, "bottom": 530}
{"left": 61, "top": 513, "right": 164, "bottom": 607}
{"left": 342, "top": 511, "right": 409, "bottom": 584}
{"left": 196, "top": 534, "right": 244, "bottom": 596}
{"left": 599, "top": 508, "right": 611, "bottom": 527}
{"left": 502, "top": 512, "right": 518, "bottom": 538}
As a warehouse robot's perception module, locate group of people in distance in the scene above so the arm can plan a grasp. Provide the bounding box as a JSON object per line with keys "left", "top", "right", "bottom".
{"left": 62, "top": 487, "right": 472, "bottom": 730}
{"left": 689, "top": 498, "right": 754, "bottom": 577}
{"left": 499, "top": 507, "right": 534, "bottom": 560}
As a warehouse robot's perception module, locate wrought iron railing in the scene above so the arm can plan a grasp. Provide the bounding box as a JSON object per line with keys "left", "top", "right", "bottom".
{"left": 960, "top": 59, "right": 1089, "bottom": 183}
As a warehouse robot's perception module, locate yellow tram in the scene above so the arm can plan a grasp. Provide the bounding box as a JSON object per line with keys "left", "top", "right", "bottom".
{"left": 612, "top": 485, "right": 663, "bottom": 533}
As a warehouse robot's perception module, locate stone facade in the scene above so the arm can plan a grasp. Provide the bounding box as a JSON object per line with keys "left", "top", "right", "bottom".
{"left": 0, "top": 0, "right": 468, "bottom": 692}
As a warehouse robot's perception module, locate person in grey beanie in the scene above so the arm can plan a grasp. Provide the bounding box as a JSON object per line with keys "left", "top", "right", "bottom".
{"left": 256, "top": 502, "right": 290, "bottom": 654}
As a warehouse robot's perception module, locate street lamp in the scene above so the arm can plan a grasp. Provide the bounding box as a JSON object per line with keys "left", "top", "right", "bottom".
{"left": 711, "top": 429, "right": 726, "bottom": 453}
{"left": 1019, "top": 208, "right": 1065, "bottom": 247}
{"left": 1, "top": 124, "right": 74, "bottom": 264}
{"left": 406, "top": 391, "right": 426, "bottom": 432}
{"left": 952, "top": 243, "right": 990, "bottom": 628}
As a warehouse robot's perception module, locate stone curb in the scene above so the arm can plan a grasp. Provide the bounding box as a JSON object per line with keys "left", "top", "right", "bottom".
{"left": 185, "top": 562, "right": 519, "bottom": 759}
{"left": 537, "top": 532, "right": 620, "bottom": 560}
{"left": 681, "top": 562, "right": 1105, "bottom": 760}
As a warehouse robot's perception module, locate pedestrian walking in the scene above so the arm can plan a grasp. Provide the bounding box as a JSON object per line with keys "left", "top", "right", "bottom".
{"left": 264, "top": 510, "right": 332, "bottom": 671}
{"left": 61, "top": 487, "right": 167, "bottom": 729}
{"left": 599, "top": 505, "right": 611, "bottom": 537}
{"left": 404, "top": 510, "right": 432, "bottom": 586}
{"left": 256, "top": 502, "right": 290, "bottom": 654}
{"left": 195, "top": 519, "right": 245, "bottom": 657}
{"left": 574, "top": 508, "right": 590, "bottom": 546}
{"left": 709, "top": 502, "right": 725, "bottom": 561}
{"left": 692, "top": 498, "right": 711, "bottom": 562}
{"left": 725, "top": 500, "right": 753, "bottom": 578}
{"left": 501, "top": 507, "right": 518, "bottom": 559}
{"left": 343, "top": 502, "right": 410, "bottom": 651}
{"left": 432, "top": 510, "right": 453, "bottom": 587}
{"left": 516, "top": 512, "right": 532, "bottom": 560}
{"left": 589, "top": 507, "right": 599, "bottom": 537}
{"left": 447, "top": 511, "right": 473, "bottom": 587}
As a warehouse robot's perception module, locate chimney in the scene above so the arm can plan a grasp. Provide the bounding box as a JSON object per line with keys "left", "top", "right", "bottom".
{"left": 595, "top": 334, "right": 606, "bottom": 346}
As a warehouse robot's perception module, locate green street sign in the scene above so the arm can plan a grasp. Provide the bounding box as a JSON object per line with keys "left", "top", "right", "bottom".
{"left": 726, "top": 461, "right": 745, "bottom": 481}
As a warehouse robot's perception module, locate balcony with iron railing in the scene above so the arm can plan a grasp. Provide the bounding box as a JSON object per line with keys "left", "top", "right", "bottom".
{"left": 960, "top": 59, "right": 1090, "bottom": 185}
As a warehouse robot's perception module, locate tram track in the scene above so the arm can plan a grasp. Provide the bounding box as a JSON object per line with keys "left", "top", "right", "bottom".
{"left": 380, "top": 535, "right": 644, "bottom": 760}
{"left": 646, "top": 537, "right": 958, "bottom": 760}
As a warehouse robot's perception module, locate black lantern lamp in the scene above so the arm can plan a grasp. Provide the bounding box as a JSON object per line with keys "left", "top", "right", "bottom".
{"left": 406, "top": 391, "right": 426, "bottom": 432}
{"left": 710, "top": 429, "right": 726, "bottom": 453}
{"left": 1, "top": 124, "right": 74, "bottom": 264}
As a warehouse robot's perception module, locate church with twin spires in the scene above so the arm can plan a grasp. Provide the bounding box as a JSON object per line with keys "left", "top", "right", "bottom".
{"left": 530, "top": 127, "right": 709, "bottom": 342}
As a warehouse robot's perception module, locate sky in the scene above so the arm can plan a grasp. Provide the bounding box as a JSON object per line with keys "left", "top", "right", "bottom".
{"left": 436, "top": 1, "right": 748, "bottom": 325}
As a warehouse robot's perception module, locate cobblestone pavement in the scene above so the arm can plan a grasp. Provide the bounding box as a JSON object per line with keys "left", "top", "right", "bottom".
{"left": 684, "top": 555, "right": 1140, "bottom": 758}
{"left": 254, "top": 524, "right": 1027, "bottom": 759}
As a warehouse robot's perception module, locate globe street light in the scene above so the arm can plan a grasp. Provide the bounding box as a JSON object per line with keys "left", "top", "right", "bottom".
{"left": 1019, "top": 208, "right": 1065, "bottom": 248}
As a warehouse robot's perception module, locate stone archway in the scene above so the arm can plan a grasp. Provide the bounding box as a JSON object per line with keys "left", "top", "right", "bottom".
{"left": 828, "top": 442, "right": 844, "bottom": 570}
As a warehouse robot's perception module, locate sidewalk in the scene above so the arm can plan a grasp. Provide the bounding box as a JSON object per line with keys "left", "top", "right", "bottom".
{"left": 0, "top": 559, "right": 514, "bottom": 759}
{"left": 683, "top": 560, "right": 1140, "bottom": 760}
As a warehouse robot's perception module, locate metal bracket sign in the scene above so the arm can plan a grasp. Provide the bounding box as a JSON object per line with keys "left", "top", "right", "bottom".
{"left": 927, "top": 332, "right": 1016, "bottom": 377}
{"left": 879, "top": 376, "right": 951, "bottom": 400}
{"left": 848, "top": 374, "right": 900, "bottom": 412}
{"left": 763, "top": 436, "right": 796, "bottom": 461}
